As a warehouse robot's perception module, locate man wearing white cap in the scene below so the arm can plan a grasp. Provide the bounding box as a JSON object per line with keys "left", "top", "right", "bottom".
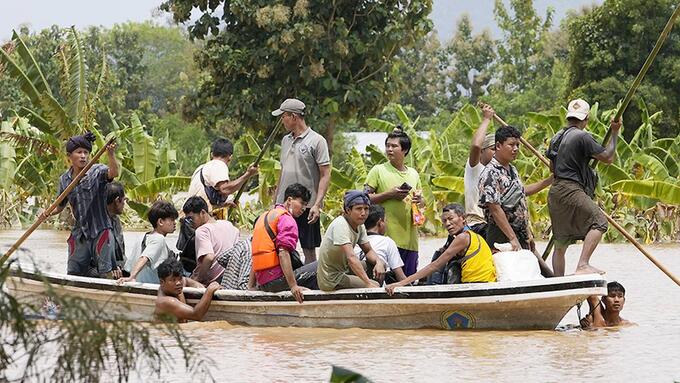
{"left": 272, "top": 98, "right": 331, "bottom": 264}
{"left": 546, "top": 99, "right": 621, "bottom": 276}
{"left": 465, "top": 104, "right": 497, "bottom": 236}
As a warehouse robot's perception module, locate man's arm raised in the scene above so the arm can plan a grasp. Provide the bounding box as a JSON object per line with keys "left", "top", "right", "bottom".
{"left": 469, "top": 105, "right": 495, "bottom": 167}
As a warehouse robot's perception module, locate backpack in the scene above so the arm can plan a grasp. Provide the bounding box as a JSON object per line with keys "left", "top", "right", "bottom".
{"left": 545, "top": 127, "right": 575, "bottom": 163}
{"left": 199, "top": 166, "right": 228, "bottom": 207}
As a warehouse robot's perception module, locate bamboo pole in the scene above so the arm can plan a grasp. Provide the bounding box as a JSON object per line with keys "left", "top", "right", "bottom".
{"left": 486, "top": 109, "right": 680, "bottom": 286}
{"left": 228, "top": 119, "right": 283, "bottom": 220}
{"left": 593, "top": 4, "right": 680, "bottom": 159}
{"left": 1, "top": 136, "right": 116, "bottom": 266}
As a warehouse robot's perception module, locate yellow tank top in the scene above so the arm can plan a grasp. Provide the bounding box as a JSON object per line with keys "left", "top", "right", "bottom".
{"left": 461, "top": 231, "right": 497, "bottom": 283}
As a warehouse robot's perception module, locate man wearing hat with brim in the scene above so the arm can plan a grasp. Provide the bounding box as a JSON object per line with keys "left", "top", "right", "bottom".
{"left": 272, "top": 98, "right": 331, "bottom": 264}
{"left": 465, "top": 104, "right": 497, "bottom": 236}
{"left": 39, "top": 132, "right": 121, "bottom": 278}
{"left": 546, "top": 99, "right": 621, "bottom": 276}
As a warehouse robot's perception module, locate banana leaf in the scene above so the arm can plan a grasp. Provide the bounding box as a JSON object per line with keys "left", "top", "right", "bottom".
{"left": 11, "top": 31, "right": 52, "bottom": 97}
{"left": 610, "top": 180, "right": 680, "bottom": 205}
{"left": 330, "top": 167, "right": 354, "bottom": 190}
{"left": 431, "top": 176, "right": 465, "bottom": 194}
{"left": 126, "top": 176, "right": 191, "bottom": 201}
{"left": 366, "top": 118, "right": 394, "bottom": 132}
{"left": 64, "top": 27, "right": 88, "bottom": 124}
{"left": 0, "top": 121, "right": 17, "bottom": 189}
{"left": 0, "top": 46, "right": 42, "bottom": 106}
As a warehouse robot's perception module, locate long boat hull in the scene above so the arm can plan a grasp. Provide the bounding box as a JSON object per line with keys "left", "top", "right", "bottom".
{"left": 6, "top": 268, "right": 606, "bottom": 330}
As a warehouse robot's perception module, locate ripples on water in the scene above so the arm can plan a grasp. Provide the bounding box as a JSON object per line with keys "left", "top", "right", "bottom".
{"left": 1, "top": 230, "right": 679, "bottom": 382}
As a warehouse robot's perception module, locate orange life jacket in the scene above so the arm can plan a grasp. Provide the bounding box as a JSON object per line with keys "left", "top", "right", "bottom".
{"left": 252, "top": 207, "right": 289, "bottom": 272}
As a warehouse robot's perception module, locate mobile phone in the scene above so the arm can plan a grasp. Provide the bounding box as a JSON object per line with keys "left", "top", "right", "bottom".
{"left": 400, "top": 182, "right": 412, "bottom": 191}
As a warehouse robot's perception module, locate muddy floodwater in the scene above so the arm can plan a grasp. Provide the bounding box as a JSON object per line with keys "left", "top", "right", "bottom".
{"left": 1, "top": 230, "right": 679, "bottom": 382}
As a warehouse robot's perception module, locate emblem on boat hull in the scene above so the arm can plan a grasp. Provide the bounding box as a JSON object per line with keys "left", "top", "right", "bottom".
{"left": 441, "top": 310, "right": 476, "bottom": 330}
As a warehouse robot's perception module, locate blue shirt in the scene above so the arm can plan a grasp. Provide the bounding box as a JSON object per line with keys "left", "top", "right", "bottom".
{"left": 58, "top": 164, "right": 112, "bottom": 240}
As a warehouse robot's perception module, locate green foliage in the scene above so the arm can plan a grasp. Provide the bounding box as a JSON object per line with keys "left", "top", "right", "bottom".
{"left": 567, "top": 0, "right": 680, "bottom": 139}
{"left": 160, "top": 0, "right": 433, "bottom": 139}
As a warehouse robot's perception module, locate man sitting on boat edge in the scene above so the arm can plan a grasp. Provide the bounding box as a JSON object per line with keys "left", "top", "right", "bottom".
{"left": 580, "top": 281, "right": 631, "bottom": 329}
{"left": 155, "top": 258, "right": 221, "bottom": 322}
{"left": 250, "top": 183, "right": 318, "bottom": 303}
{"left": 316, "top": 191, "right": 386, "bottom": 291}
{"left": 386, "top": 203, "right": 496, "bottom": 295}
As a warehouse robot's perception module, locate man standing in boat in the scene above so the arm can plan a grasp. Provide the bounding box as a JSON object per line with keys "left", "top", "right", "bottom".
{"left": 546, "top": 99, "right": 621, "bottom": 276}
{"left": 365, "top": 126, "right": 424, "bottom": 277}
{"left": 40, "top": 132, "right": 120, "bottom": 279}
{"left": 316, "top": 191, "right": 386, "bottom": 291}
{"left": 465, "top": 104, "right": 496, "bottom": 236}
{"left": 478, "top": 125, "right": 554, "bottom": 277}
{"left": 273, "top": 98, "right": 331, "bottom": 265}
{"left": 385, "top": 203, "right": 496, "bottom": 295}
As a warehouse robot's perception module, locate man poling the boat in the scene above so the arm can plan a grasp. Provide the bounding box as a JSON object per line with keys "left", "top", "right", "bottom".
{"left": 385, "top": 203, "right": 496, "bottom": 295}
{"left": 38, "top": 132, "right": 121, "bottom": 279}
{"left": 250, "top": 183, "right": 318, "bottom": 303}
{"left": 154, "top": 258, "right": 221, "bottom": 323}
{"left": 316, "top": 190, "right": 386, "bottom": 291}
{"left": 546, "top": 99, "right": 622, "bottom": 276}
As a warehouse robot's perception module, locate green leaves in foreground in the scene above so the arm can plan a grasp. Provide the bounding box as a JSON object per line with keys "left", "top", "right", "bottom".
{"left": 330, "top": 365, "right": 372, "bottom": 383}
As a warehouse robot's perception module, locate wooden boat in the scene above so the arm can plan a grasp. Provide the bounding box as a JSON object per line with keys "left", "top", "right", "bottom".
{"left": 6, "top": 266, "right": 606, "bottom": 330}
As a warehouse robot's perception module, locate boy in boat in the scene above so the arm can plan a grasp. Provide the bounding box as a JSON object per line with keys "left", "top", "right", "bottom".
{"left": 546, "top": 99, "right": 621, "bottom": 276}
{"left": 117, "top": 201, "right": 200, "bottom": 286}
{"left": 580, "top": 281, "right": 631, "bottom": 329}
{"left": 478, "top": 125, "right": 554, "bottom": 277}
{"left": 106, "top": 182, "right": 127, "bottom": 277}
{"left": 250, "top": 183, "right": 317, "bottom": 303}
{"left": 354, "top": 204, "right": 407, "bottom": 284}
{"left": 155, "top": 258, "right": 221, "bottom": 322}
{"left": 39, "top": 132, "right": 120, "bottom": 278}
{"left": 316, "top": 191, "right": 386, "bottom": 291}
{"left": 365, "top": 126, "right": 424, "bottom": 277}
{"left": 182, "top": 196, "right": 240, "bottom": 286}
{"left": 464, "top": 104, "right": 496, "bottom": 236}
{"left": 385, "top": 203, "right": 496, "bottom": 295}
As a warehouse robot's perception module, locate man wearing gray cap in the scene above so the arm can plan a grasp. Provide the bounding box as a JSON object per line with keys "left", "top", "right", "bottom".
{"left": 546, "top": 99, "right": 621, "bottom": 276}
{"left": 272, "top": 98, "right": 331, "bottom": 264}
{"left": 465, "top": 104, "right": 497, "bottom": 236}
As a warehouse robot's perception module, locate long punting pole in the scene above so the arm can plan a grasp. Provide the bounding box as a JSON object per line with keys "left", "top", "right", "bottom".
{"left": 487, "top": 111, "right": 679, "bottom": 287}
{"left": 1, "top": 136, "right": 116, "bottom": 266}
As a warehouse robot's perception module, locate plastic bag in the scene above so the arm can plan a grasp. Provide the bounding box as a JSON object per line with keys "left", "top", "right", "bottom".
{"left": 492, "top": 244, "right": 544, "bottom": 282}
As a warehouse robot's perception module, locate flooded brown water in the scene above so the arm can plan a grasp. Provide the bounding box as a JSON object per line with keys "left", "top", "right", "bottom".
{"left": 2, "top": 229, "right": 679, "bottom": 382}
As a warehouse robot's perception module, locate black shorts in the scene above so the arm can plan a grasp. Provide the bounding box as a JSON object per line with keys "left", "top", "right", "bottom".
{"left": 294, "top": 208, "right": 322, "bottom": 249}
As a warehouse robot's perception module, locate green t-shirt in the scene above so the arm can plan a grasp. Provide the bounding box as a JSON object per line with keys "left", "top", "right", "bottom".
{"left": 365, "top": 162, "right": 421, "bottom": 251}
{"left": 316, "top": 216, "right": 369, "bottom": 291}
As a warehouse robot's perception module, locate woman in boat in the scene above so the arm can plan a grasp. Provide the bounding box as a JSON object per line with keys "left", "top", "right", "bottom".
{"left": 386, "top": 203, "right": 496, "bottom": 295}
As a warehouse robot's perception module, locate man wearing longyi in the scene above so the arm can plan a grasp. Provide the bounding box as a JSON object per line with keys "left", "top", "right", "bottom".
{"left": 40, "top": 132, "right": 120, "bottom": 279}
{"left": 546, "top": 99, "right": 621, "bottom": 276}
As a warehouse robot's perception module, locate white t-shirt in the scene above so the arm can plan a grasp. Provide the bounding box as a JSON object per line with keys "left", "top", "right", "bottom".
{"left": 124, "top": 232, "right": 171, "bottom": 284}
{"left": 188, "top": 159, "right": 230, "bottom": 210}
{"left": 353, "top": 234, "right": 404, "bottom": 271}
{"left": 464, "top": 158, "right": 486, "bottom": 226}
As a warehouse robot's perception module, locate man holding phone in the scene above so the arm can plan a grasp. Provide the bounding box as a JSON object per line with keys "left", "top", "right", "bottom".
{"left": 365, "top": 127, "right": 424, "bottom": 277}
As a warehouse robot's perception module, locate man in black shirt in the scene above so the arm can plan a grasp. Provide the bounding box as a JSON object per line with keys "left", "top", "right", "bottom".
{"left": 546, "top": 99, "right": 621, "bottom": 276}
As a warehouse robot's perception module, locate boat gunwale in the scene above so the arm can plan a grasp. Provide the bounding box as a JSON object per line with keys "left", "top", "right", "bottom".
{"left": 8, "top": 266, "right": 607, "bottom": 303}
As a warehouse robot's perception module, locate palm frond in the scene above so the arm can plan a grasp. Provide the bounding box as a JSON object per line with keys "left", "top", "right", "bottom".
{"left": 0, "top": 43, "right": 42, "bottom": 106}
{"left": 0, "top": 132, "right": 59, "bottom": 155}
{"left": 65, "top": 27, "right": 88, "bottom": 124}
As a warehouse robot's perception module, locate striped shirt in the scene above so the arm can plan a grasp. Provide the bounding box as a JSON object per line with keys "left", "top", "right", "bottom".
{"left": 58, "top": 164, "right": 112, "bottom": 241}
{"left": 216, "top": 239, "right": 252, "bottom": 290}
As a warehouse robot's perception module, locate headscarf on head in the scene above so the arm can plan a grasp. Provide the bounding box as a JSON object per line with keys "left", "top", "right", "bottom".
{"left": 343, "top": 190, "right": 371, "bottom": 211}
{"left": 66, "top": 132, "right": 96, "bottom": 153}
